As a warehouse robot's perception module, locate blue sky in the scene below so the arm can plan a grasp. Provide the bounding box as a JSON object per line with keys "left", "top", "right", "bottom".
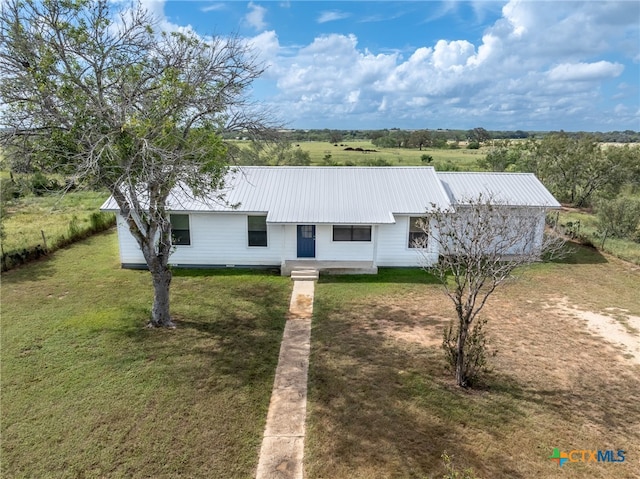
{"left": 142, "top": 1, "right": 639, "bottom": 131}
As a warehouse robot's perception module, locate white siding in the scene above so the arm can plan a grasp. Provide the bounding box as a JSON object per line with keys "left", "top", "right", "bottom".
{"left": 116, "top": 213, "right": 439, "bottom": 268}
{"left": 116, "top": 213, "right": 283, "bottom": 267}
{"left": 116, "top": 215, "right": 145, "bottom": 264}
{"left": 375, "top": 215, "right": 438, "bottom": 267}
{"left": 315, "top": 225, "right": 375, "bottom": 261}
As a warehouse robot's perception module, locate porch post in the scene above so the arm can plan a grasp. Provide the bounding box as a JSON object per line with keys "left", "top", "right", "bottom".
{"left": 372, "top": 224, "right": 379, "bottom": 267}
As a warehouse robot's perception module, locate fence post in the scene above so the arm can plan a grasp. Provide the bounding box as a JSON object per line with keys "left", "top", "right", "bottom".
{"left": 41, "top": 230, "right": 48, "bottom": 252}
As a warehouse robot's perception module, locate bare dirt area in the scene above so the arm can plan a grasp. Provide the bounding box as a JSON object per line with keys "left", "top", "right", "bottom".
{"left": 307, "top": 254, "right": 640, "bottom": 479}
{"left": 545, "top": 297, "right": 640, "bottom": 365}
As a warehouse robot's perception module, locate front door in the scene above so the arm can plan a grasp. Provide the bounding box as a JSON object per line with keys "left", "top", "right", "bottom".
{"left": 297, "top": 225, "right": 316, "bottom": 258}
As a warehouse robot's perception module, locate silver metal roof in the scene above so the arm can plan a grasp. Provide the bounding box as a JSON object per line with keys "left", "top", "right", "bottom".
{"left": 101, "top": 168, "right": 560, "bottom": 223}
{"left": 101, "top": 166, "right": 452, "bottom": 224}
{"left": 437, "top": 172, "right": 561, "bottom": 208}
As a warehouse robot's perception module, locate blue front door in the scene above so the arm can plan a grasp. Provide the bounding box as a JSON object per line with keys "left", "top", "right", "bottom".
{"left": 297, "top": 225, "right": 316, "bottom": 258}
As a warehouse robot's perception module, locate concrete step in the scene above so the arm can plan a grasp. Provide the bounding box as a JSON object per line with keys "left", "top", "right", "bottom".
{"left": 290, "top": 269, "right": 319, "bottom": 281}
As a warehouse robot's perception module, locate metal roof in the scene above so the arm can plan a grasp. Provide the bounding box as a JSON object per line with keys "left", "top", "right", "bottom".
{"left": 437, "top": 172, "right": 561, "bottom": 208}
{"left": 101, "top": 166, "right": 452, "bottom": 224}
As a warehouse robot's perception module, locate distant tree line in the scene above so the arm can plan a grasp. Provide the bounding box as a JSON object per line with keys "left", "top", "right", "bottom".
{"left": 221, "top": 128, "right": 640, "bottom": 144}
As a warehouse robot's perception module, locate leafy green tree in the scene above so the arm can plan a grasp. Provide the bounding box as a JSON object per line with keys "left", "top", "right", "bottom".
{"left": 596, "top": 196, "right": 640, "bottom": 248}
{"left": 478, "top": 140, "right": 522, "bottom": 172}
{"left": 467, "top": 127, "right": 491, "bottom": 144}
{"left": 0, "top": 0, "right": 274, "bottom": 327}
{"left": 408, "top": 129, "right": 432, "bottom": 150}
{"left": 523, "top": 133, "right": 637, "bottom": 207}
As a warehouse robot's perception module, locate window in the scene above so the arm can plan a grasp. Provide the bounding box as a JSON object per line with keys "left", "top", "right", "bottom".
{"left": 408, "top": 217, "right": 428, "bottom": 248}
{"left": 248, "top": 216, "right": 267, "bottom": 247}
{"left": 333, "top": 225, "right": 372, "bottom": 242}
{"left": 170, "top": 214, "right": 190, "bottom": 246}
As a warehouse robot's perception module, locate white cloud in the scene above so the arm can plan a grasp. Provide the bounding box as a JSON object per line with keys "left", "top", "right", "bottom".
{"left": 201, "top": 3, "right": 226, "bottom": 13}
{"left": 432, "top": 40, "right": 475, "bottom": 71}
{"left": 548, "top": 61, "right": 625, "bottom": 82}
{"left": 247, "top": 30, "right": 281, "bottom": 74}
{"left": 245, "top": 2, "right": 267, "bottom": 31}
{"left": 317, "top": 10, "right": 350, "bottom": 24}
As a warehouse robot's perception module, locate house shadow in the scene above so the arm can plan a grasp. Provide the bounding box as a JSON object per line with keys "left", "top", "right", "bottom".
{"left": 171, "top": 266, "right": 281, "bottom": 278}
{"left": 549, "top": 242, "right": 608, "bottom": 264}
{"left": 318, "top": 267, "right": 441, "bottom": 285}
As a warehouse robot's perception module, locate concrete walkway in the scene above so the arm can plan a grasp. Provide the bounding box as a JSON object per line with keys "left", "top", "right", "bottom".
{"left": 256, "top": 278, "right": 315, "bottom": 479}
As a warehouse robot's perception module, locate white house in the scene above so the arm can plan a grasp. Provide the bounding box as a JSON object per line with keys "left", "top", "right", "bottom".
{"left": 100, "top": 166, "right": 560, "bottom": 274}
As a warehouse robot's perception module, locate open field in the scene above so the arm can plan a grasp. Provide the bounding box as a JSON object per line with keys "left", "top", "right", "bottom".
{"left": 1, "top": 230, "right": 292, "bottom": 478}
{"left": 229, "top": 139, "right": 487, "bottom": 170}
{"left": 306, "top": 250, "right": 640, "bottom": 478}
{"left": 1, "top": 190, "right": 112, "bottom": 253}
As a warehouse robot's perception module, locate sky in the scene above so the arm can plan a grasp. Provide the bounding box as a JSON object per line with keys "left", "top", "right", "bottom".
{"left": 141, "top": 0, "right": 639, "bottom": 131}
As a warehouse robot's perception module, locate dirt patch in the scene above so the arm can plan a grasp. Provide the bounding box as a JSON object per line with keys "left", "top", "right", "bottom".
{"left": 545, "top": 296, "right": 640, "bottom": 365}
{"left": 354, "top": 293, "right": 452, "bottom": 348}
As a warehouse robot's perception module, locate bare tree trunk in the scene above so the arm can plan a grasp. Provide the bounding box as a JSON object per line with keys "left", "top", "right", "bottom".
{"left": 149, "top": 265, "right": 173, "bottom": 328}
{"left": 455, "top": 322, "right": 468, "bottom": 387}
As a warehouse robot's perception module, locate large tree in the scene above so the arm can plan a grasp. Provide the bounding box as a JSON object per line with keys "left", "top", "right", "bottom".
{"left": 416, "top": 195, "right": 563, "bottom": 387}
{"left": 525, "top": 133, "right": 638, "bottom": 207}
{"left": 0, "top": 0, "right": 275, "bottom": 327}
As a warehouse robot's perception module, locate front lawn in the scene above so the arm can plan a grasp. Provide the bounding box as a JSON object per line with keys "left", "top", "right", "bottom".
{"left": 306, "top": 253, "right": 640, "bottom": 478}
{"left": 1, "top": 230, "right": 291, "bottom": 478}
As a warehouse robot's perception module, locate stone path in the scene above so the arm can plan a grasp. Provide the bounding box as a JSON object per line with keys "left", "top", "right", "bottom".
{"left": 255, "top": 278, "right": 315, "bottom": 479}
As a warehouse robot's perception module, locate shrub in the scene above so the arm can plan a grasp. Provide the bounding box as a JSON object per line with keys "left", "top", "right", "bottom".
{"left": 439, "top": 452, "right": 480, "bottom": 479}
{"left": 466, "top": 141, "right": 480, "bottom": 150}
{"left": 30, "top": 171, "right": 60, "bottom": 195}
{"left": 442, "top": 318, "right": 495, "bottom": 387}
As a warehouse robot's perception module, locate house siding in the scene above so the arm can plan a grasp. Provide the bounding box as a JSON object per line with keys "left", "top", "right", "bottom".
{"left": 115, "top": 213, "right": 439, "bottom": 268}
{"left": 376, "top": 215, "right": 439, "bottom": 267}
{"left": 117, "top": 213, "right": 284, "bottom": 267}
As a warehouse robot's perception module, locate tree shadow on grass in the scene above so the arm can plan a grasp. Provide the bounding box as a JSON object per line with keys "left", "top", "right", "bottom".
{"left": 0, "top": 252, "right": 58, "bottom": 283}
{"left": 117, "top": 276, "right": 291, "bottom": 390}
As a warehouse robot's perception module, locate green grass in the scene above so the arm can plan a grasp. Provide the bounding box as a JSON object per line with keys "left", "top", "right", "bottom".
{"left": 306, "top": 255, "right": 640, "bottom": 479}
{"left": 2, "top": 190, "right": 113, "bottom": 254}
{"left": 557, "top": 209, "right": 640, "bottom": 265}
{"left": 228, "top": 139, "right": 487, "bottom": 170}
{"left": 1, "top": 230, "right": 292, "bottom": 478}
{"left": 298, "top": 140, "right": 485, "bottom": 169}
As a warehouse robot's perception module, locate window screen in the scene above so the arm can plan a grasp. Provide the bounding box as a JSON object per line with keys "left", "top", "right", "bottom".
{"left": 333, "top": 225, "right": 372, "bottom": 242}
{"left": 170, "top": 214, "right": 190, "bottom": 246}
{"left": 408, "top": 217, "right": 428, "bottom": 248}
{"left": 248, "top": 216, "right": 268, "bottom": 247}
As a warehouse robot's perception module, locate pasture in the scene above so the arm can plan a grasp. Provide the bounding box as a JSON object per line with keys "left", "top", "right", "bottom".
{"left": 1, "top": 188, "right": 115, "bottom": 271}
{"left": 298, "top": 140, "right": 486, "bottom": 170}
